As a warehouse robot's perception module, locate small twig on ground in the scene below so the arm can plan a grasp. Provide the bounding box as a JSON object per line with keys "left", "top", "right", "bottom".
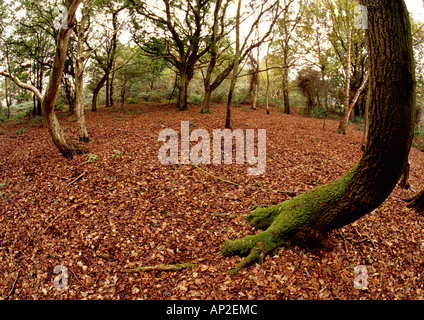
{"left": 64, "top": 172, "right": 85, "bottom": 188}
{"left": 5, "top": 270, "right": 20, "bottom": 300}
{"left": 123, "top": 263, "right": 193, "bottom": 273}
{"left": 339, "top": 230, "right": 349, "bottom": 253}
{"left": 41, "top": 204, "right": 78, "bottom": 235}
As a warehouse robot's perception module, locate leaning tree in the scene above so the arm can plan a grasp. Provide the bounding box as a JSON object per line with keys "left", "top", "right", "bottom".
{"left": 221, "top": 0, "right": 416, "bottom": 274}
{"left": 1, "top": 0, "right": 84, "bottom": 158}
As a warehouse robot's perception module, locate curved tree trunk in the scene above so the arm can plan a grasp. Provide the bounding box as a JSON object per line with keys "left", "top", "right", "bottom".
{"left": 42, "top": 0, "right": 83, "bottom": 157}
{"left": 221, "top": 0, "right": 416, "bottom": 274}
{"left": 1, "top": 0, "right": 83, "bottom": 158}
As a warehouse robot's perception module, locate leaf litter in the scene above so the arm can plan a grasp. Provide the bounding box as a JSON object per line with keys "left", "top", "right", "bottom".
{"left": 1, "top": 102, "right": 424, "bottom": 300}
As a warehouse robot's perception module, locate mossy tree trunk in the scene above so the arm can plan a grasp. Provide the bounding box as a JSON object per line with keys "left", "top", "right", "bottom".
{"left": 221, "top": 0, "right": 416, "bottom": 274}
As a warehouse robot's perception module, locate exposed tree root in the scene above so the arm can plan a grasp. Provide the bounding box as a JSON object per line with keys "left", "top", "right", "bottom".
{"left": 221, "top": 167, "right": 361, "bottom": 274}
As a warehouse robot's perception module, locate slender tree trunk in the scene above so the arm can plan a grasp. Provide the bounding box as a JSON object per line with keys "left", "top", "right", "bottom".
{"left": 4, "top": 77, "right": 11, "bottom": 119}
{"left": 225, "top": 0, "right": 242, "bottom": 129}
{"left": 282, "top": 66, "right": 290, "bottom": 114}
{"left": 42, "top": 0, "right": 83, "bottom": 157}
{"left": 105, "top": 76, "right": 110, "bottom": 108}
{"left": 6, "top": 0, "right": 83, "bottom": 156}
{"left": 321, "top": 65, "right": 328, "bottom": 113}
{"left": 338, "top": 27, "right": 352, "bottom": 134}
{"left": 110, "top": 70, "right": 115, "bottom": 107}
{"left": 91, "top": 72, "right": 108, "bottom": 111}
{"left": 75, "top": 0, "right": 90, "bottom": 142}
{"left": 201, "top": 0, "right": 222, "bottom": 114}
{"left": 265, "top": 42, "right": 272, "bottom": 115}
{"left": 221, "top": 0, "right": 416, "bottom": 274}
{"left": 339, "top": 70, "right": 370, "bottom": 134}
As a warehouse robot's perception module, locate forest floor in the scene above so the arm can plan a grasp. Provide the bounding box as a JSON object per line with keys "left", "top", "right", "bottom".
{"left": 1, "top": 102, "right": 424, "bottom": 300}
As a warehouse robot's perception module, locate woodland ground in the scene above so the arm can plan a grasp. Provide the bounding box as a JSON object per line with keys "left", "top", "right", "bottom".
{"left": 1, "top": 102, "right": 424, "bottom": 300}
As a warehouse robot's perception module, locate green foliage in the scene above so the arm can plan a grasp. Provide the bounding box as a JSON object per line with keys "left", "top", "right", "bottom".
{"left": 87, "top": 154, "right": 99, "bottom": 163}
{"left": 310, "top": 107, "right": 328, "bottom": 119}
{"left": 0, "top": 179, "right": 6, "bottom": 190}
{"left": 15, "top": 128, "right": 27, "bottom": 135}
{"left": 111, "top": 150, "right": 121, "bottom": 158}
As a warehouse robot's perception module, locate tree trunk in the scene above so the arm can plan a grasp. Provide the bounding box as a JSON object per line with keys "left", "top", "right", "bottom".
{"left": 337, "top": 27, "right": 352, "bottom": 135}
{"left": 221, "top": 0, "right": 416, "bottom": 274}
{"left": 321, "top": 65, "right": 328, "bottom": 113}
{"left": 202, "top": 88, "right": 212, "bottom": 114}
{"left": 201, "top": 0, "right": 222, "bottom": 114}
{"left": 75, "top": 0, "right": 90, "bottom": 142}
{"left": 282, "top": 66, "right": 290, "bottom": 114}
{"left": 4, "top": 77, "right": 11, "bottom": 119}
{"left": 339, "top": 70, "right": 370, "bottom": 134}
{"left": 265, "top": 40, "right": 272, "bottom": 115}
{"left": 91, "top": 73, "right": 108, "bottom": 112}
{"left": 110, "top": 70, "right": 115, "bottom": 107}
{"left": 176, "top": 69, "right": 192, "bottom": 111}
{"left": 43, "top": 0, "right": 83, "bottom": 157}
{"left": 1, "top": 1, "right": 83, "bottom": 157}
{"left": 105, "top": 76, "right": 110, "bottom": 108}
{"left": 225, "top": 0, "right": 242, "bottom": 129}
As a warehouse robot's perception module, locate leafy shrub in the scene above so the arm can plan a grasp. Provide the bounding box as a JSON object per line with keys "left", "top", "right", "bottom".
{"left": 15, "top": 128, "right": 28, "bottom": 135}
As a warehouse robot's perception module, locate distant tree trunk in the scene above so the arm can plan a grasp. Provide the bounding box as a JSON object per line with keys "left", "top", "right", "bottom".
{"left": 321, "top": 65, "right": 328, "bottom": 112}
{"left": 110, "top": 70, "right": 115, "bottom": 107}
{"left": 221, "top": 0, "right": 416, "bottom": 274}
{"left": 177, "top": 69, "right": 192, "bottom": 111}
{"left": 201, "top": 0, "right": 222, "bottom": 114}
{"left": 338, "top": 70, "right": 370, "bottom": 134}
{"left": 75, "top": 0, "right": 90, "bottom": 142}
{"left": 92, "top": 73, "right": 108, "bottom": 112}
{"left": 4, "top": 77, "right": 11, "bottom": 119}
{"left": 282, "top": 66, "right": 290, "bottom": 114}
{"left": 265, "top": 42, "right": 272, "bottom": 115}
{"left": 91, "top": 7, "right": 121, "bottom": 111}
{"left": 337, "top": 27, "right": 352, "bottom": 135}
{"left": 63, "top": 75, "right": 76, "bottom": 114}
{"left": 225, "top": 0, "right": 242, "bottom": 129}
{"left": 203, "top": 88, "right": 212, "bottom": 114}
{"left": 105, "top": 76, "right": 110, "bottom": 108}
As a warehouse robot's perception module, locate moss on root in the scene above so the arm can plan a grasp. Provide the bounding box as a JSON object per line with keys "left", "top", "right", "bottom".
{"left": 221, "top": 165, "right": 358, "bottom": 274}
